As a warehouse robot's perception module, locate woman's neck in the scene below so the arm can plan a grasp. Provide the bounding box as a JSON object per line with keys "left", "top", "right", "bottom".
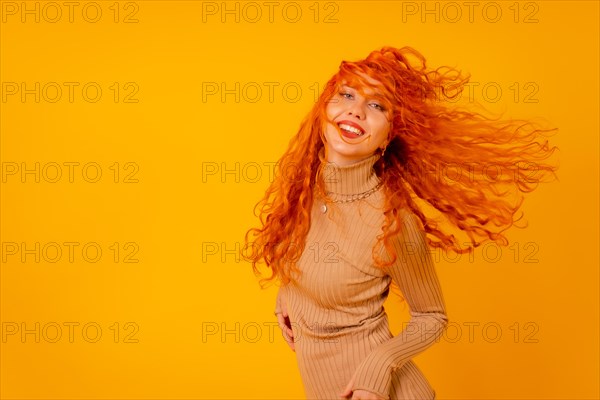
{"left": 318, "top": 148, "right": 382, "bottom": 198}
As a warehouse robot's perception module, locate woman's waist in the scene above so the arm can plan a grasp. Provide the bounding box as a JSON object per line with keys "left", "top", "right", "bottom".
{"left": 294, "top": 309, "right": 391, "bottom": 340}
{"left": 293, "top": 313, "right": 394, "bottom": 361}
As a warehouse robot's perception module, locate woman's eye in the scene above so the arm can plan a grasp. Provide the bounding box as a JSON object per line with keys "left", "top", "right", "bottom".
{"left": 370, "top": 103, "right": 385, "bottom": 111}
{"left": 339, "top": 92, "right": 353, "bottom": 99}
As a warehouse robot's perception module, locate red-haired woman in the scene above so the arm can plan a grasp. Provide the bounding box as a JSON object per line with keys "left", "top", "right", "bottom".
{"left": 243, "top": 46, "right": 558, "bottom": 400}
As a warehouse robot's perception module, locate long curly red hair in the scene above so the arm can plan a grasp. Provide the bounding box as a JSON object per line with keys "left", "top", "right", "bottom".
{"left": 242, "top": 46, "right": 559, "bottom": 289}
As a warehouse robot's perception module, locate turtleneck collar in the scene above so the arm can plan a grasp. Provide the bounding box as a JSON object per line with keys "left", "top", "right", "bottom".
{"left": 318, "top": 147, "right": 382, "bottom": 200}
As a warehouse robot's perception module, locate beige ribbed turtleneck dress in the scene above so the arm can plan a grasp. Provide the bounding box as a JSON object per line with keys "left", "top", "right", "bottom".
{"left": 274, "top": 150, "right": 448, "bottom": 400}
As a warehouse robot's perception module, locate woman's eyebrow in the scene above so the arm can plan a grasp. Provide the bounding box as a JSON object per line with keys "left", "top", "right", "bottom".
{"left": 341, "top": 84, "right": 382, "bottom": 96}
{"left": 339, "top": 84, "right": 388, "bottom": 104}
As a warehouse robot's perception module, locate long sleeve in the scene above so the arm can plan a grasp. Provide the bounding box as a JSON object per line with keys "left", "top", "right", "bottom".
{"left": 274, "top": 285, "right": 284, "bottom": 315}
{"left": 350, "top": 211, "right": 449, "bottom": 399}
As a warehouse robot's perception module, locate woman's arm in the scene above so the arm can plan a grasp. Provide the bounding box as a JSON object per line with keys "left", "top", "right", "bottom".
{"left": 274, "top": 286, "right": 284, "bottom": 315}
{"left": 350, "top": 211, "right": 449, "bottom": 398}
{"left": 274, "top": 286, "right": 295, "bottom": 351}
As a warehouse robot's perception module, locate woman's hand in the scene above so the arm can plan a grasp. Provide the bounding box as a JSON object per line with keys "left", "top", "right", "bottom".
{"left": 344, "top": 390, "right": 386, "bottom": 400}
{"left": 275, "top": 295, "right": 295, "bottom": 352}
{"left": 339, "top": 370, "right": 386, "bottom": 400}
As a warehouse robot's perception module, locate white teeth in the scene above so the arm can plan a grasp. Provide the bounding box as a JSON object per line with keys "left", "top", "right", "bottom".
{"left": 339, "top": 123, "right": 364, "bottom": 136}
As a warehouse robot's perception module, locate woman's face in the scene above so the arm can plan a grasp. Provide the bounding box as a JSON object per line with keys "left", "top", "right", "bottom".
{"left": 323, "top": 73, "right": 391, "bottom": 166}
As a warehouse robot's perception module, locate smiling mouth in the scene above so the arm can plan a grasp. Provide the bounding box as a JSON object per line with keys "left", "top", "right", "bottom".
{"left": 338, "top": 123, "right": 365, "bottom": 137}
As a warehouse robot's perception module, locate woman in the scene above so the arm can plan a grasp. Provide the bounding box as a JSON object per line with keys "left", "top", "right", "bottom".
{"left": 242, "top": 46, "right": 558, "bottom": 400}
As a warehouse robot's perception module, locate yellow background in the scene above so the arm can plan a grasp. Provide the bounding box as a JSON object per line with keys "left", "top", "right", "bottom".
{"left": 1, "top": 1, "right": 598, "bottom": 399}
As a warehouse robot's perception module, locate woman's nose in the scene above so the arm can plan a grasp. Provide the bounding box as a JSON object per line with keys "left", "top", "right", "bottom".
{"left": 347, "top": 101, "right": 366, "bottom": 119}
